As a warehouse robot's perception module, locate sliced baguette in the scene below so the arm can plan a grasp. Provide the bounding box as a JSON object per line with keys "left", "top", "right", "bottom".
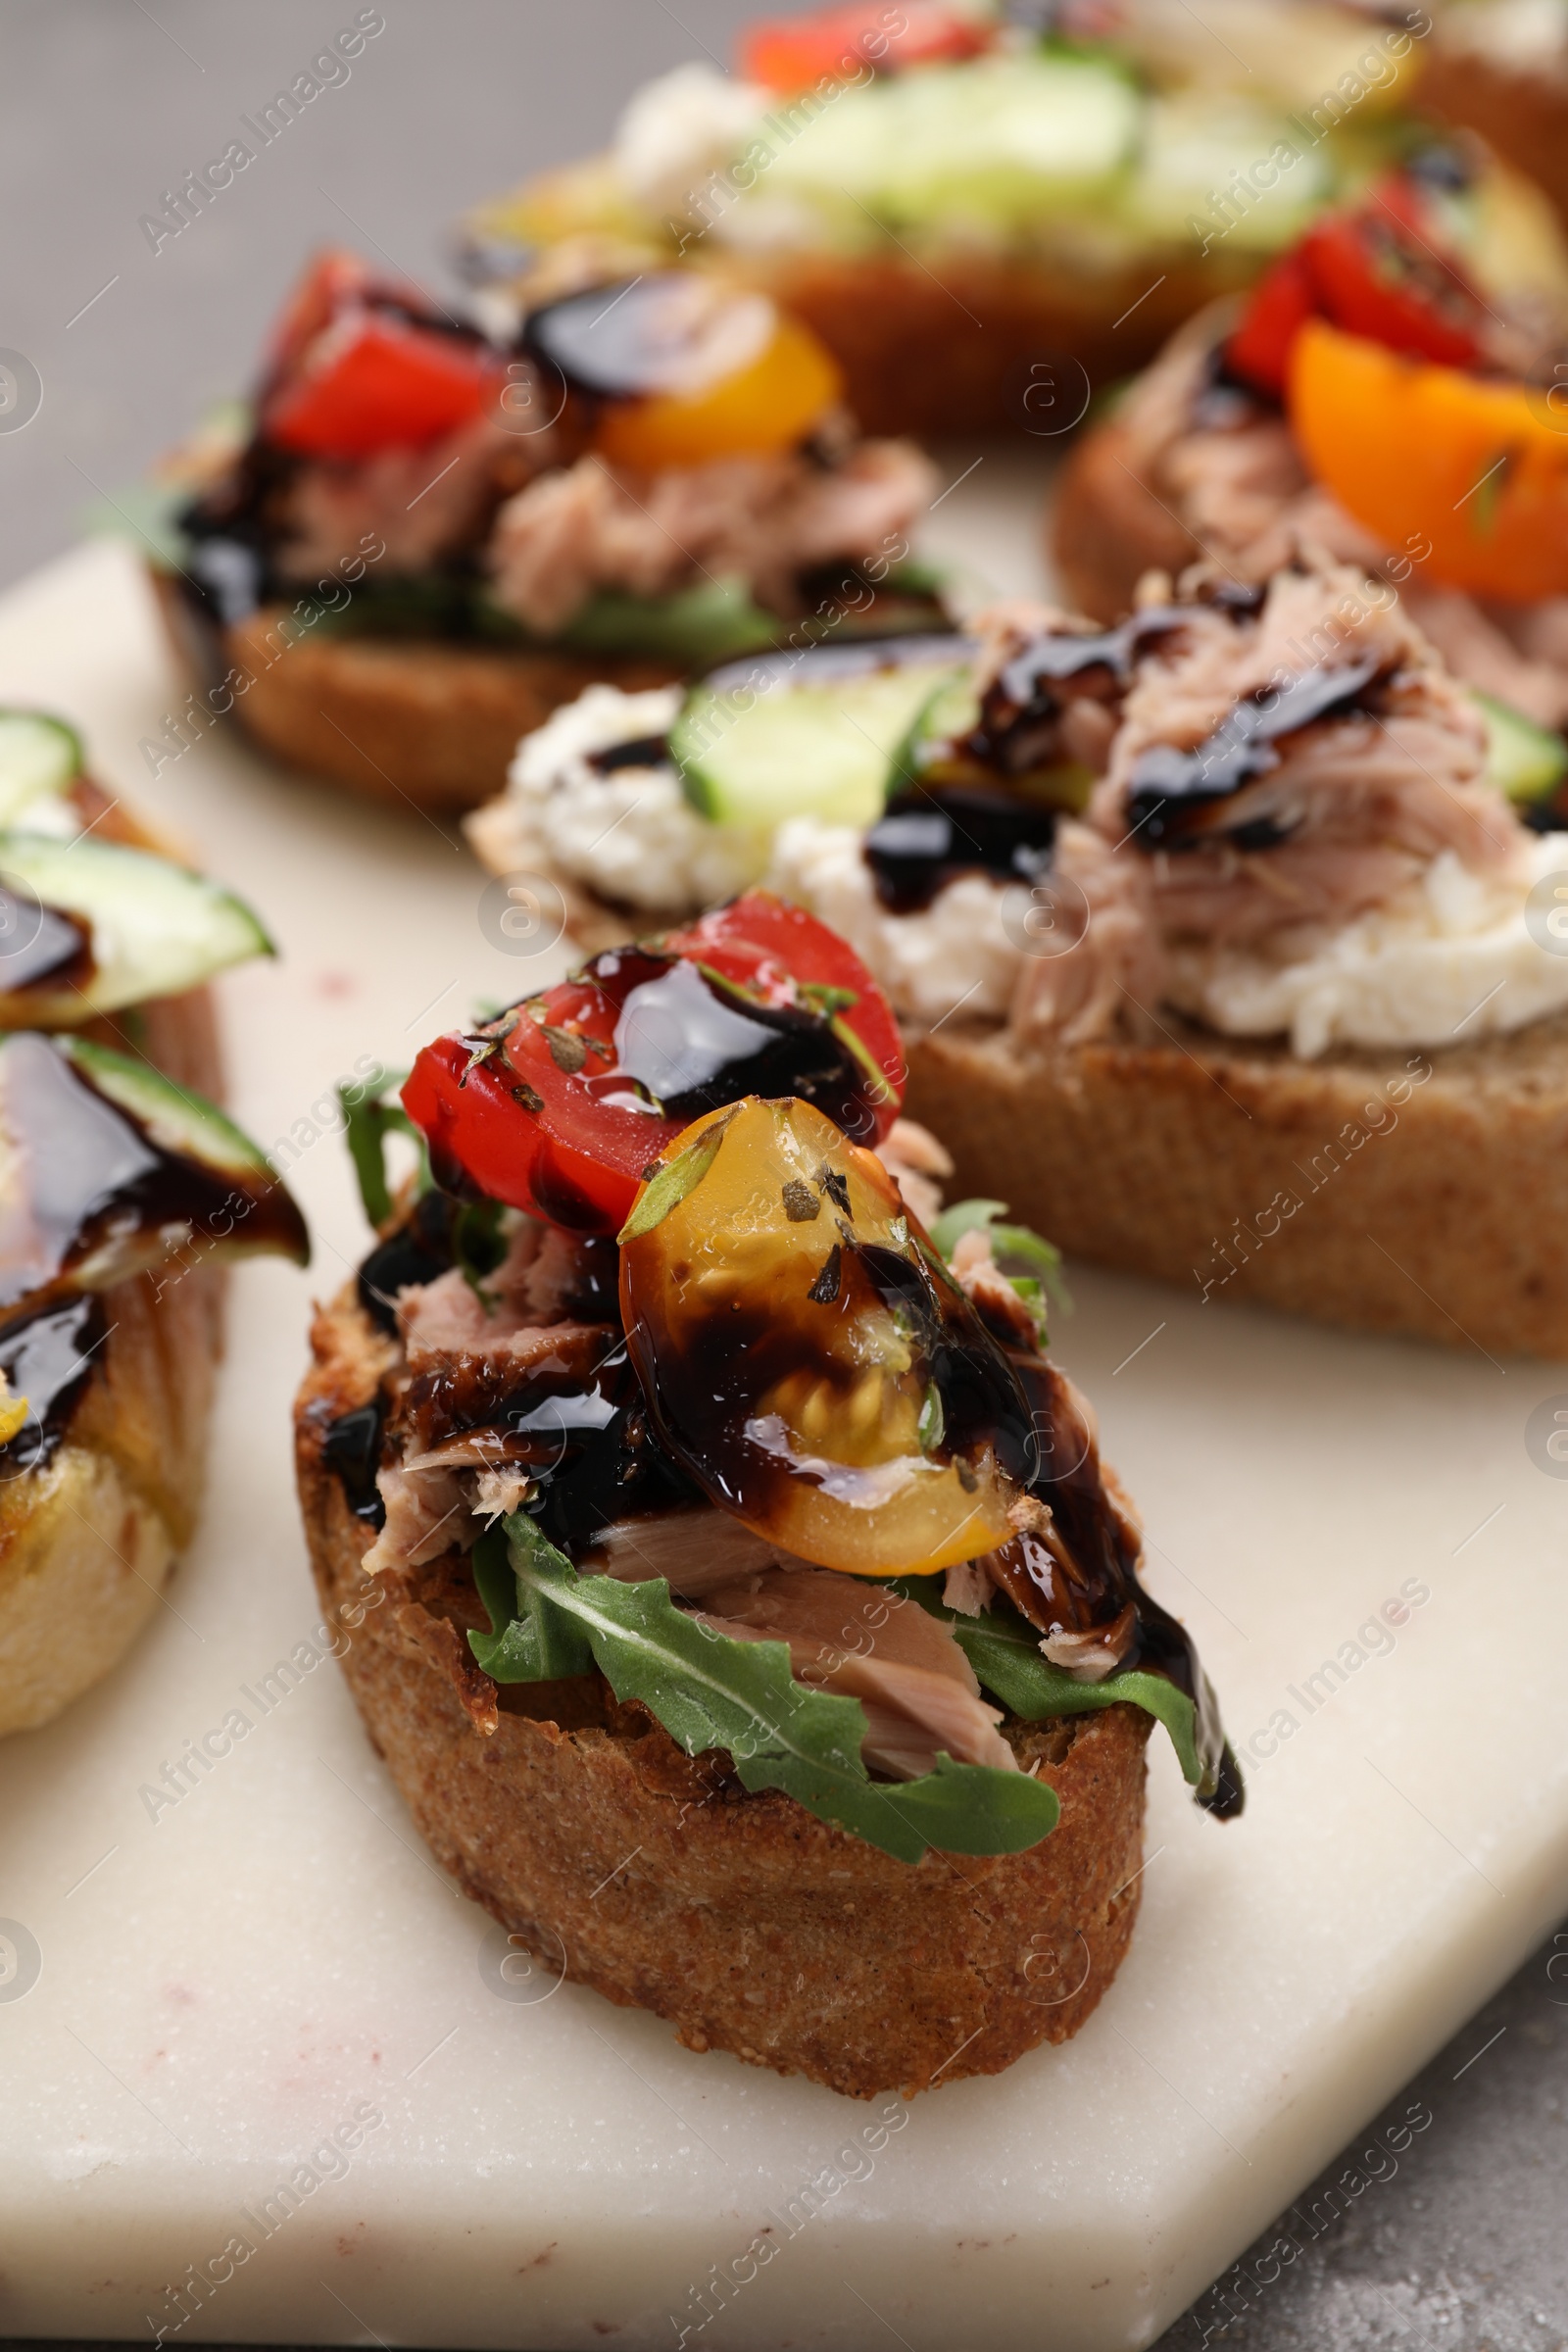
{"left": 727, "top": 245, "right": 1245, "bottom": 437}
{"left": 0, "top": 985, "right": 225, "bottom": 1735}
{"left": 295, "top": 1277, "right": 1152, "bottom": 2098}
{"left": 1052, "top": 409, "right": 1200, "bottom": 623}
{"left": 904, "top": 1009, "right": 1568, "bottom": 1359}
{"left": 152, "top": 573, "right": 683, "bottom": 816}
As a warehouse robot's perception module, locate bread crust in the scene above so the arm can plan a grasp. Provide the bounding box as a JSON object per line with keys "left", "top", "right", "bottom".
{"left": 1417, "top": 46, "right": 1568, "bottom": 234}
{"left": 219, "top": 607, "right": 683, "bottom": 816}
{"left": 1052, "top": 410, "right": 1199, "bottom": 622}
{"left": 151, "top": 571, "right": 682, "bottom": 816}
{"left": 295, "top": 1278, "right": 1152, "bottom": 2098}
{"left": 0, "top": 987, "right": 225, "bottom": 1735}
{"left": 905, "top": 1009, "right": 1568, "bottom": 1357}
{"left": 680, "top": 247, "right": 1257, "bottom": 437}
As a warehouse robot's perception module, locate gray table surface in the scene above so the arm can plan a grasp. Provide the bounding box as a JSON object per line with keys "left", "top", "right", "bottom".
{"left": 1, "top": 4, "right": 1564, "bottom": 2344}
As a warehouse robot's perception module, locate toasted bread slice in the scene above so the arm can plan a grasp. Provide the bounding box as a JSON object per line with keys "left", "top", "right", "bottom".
{"left": 728, "top": 246, "right": 1241, "bottom": 437}
{"left": 905, "top": 1009, "right": 1568, "bottom": 1359}
{"left": 217, "top": 605, "right": 683, "bottom": 817}
{"left": 295, "top": 1277, "right": 1152, "bottom": 2098}
{"left": 1418, "top": 43, "right": 1568, "bottom": 237}
{"left": 0, "top": 985, "right": 225, "bottom": 1736}
{"left": 151, "top": 573, "right": 683, "bottom": 816}
{"left": 1053, "top": 410, "right": 1200, "bottom": 623}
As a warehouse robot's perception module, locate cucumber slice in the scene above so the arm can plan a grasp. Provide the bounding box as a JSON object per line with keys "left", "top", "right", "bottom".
{"left": 0, "top": 712, "right": 83, "bottom": 828}
{"left": 759, "top": 54, "right": 1141, "bottom": 237}
{"left": 1475, "top": 690, "right": 1568, "bottom": 804}
{"left": 0, "top": 834, "right": 272, "bottom": 1027}
{"left": 1120, "top": 93, "right": 1333, "bottom": 252}
{"left": 889, "top": 671, "right": 984, "bottom": 794}
{"left": 672, "top": 639, "right": 973, "bottom": 831}
{"left": 60, "top": 1035, "right": 287, "bottom": 1188}
{"left": 0, "top": 1031, "right": 308, "bottom": 1320}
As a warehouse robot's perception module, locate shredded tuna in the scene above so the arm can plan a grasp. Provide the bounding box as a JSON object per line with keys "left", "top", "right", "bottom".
{"left": 1009, "top": 817, "right": 1161, "bottom": 1047}
{"left": 693, "top": 1563, "right": 1015, "bottom": 1779}
{"left": 942, "top": 1557, "right": 997, "bottom": 1616}
{"left": 875, "top": 1115, "right": 953, "bottom": 1229}
{"left": 951, "top": 1225, "right": 1040, "bottom": 1351}
{"left": 272, "top": 415, "right": 521, "bottom": 584}
{"left": 486, "top": 440, "right": 938, "bottom": 633}
{"left": 1008, "top": 556, "right": 1531, "bottom": 1046}
{"left": 365, "top": 1463, "right": 469, "bottom": 1574}
{"left": 586, "top": 1507, "right": 795, "bottom": 1593}
{"left": 1124, "top": 318, "right": 1568, "bottom": 725}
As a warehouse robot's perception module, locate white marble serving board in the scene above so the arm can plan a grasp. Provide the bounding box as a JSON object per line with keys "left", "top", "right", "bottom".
{"left": 1, "top": 531, "right": 1566, "bottom": 2352}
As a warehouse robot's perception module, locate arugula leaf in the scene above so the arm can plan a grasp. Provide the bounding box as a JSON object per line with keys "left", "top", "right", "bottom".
{"left": 471, "top": 1521, "right": 593, "bottom": 1680}
{"left": 471, "top": 1514, "right": 1060, "bottom": 1863}
{"left": 339, "top": 1068, "right": 429, "bottom": 1228}
{"left": 894, "top": 1579, "right": 1204, "bottom": 1789}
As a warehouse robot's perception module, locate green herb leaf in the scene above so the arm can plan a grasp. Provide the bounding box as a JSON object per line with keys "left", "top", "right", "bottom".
{"left": 339, "top": 1068, "right": 428, "bottom": 1229}
{"left": 542, "top": 1024, "right": 587, "bottom": 1074}
{"left": 799, "top": 980, "right": 859, "bottom": 1017}
{"left": 894, "top": 1579, "right": 1204, "bottom": 1788}
{"left": 617, "top": 1106, "right": 738, "bottom": 1243}
{"left": 929, "top": 1198, "right": 1070, "bottom": 1334}
{"left": 473, "top": 1515, "right": 1059, "bottom": 1863}
{"left": 828, "top": 1011, "right": 898, "bottom": 1105}
{"left": 471, "top": 1520, "right": 593, "bottom": 1681}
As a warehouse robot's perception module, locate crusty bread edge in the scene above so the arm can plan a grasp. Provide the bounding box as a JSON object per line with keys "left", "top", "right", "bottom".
{"left": 905, "top": 1013, "right": 1568, "bottom": 1359}
{"left": 295, "top": 1276, "right": 1152, "bottom": 2097}
{"left": 150, "top": 570, "right": 685, "bottom": 816}
{"left": 0, "top": 986, "right": 227, "bottom": 1737}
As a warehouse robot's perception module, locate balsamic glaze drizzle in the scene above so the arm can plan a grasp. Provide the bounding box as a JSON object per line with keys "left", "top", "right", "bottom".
{"left": 1126, "top": 651, "right": 1385, "bottom": 852}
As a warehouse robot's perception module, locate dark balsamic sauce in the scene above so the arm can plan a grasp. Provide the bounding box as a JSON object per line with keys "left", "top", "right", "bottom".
{"left": 864, "top": 785, "right": 1057, "bottom": 913}
{"left": 0, "top": 1296, "right": 107, "bottom": 1473}
{"left": 0, "top": 891, "right": 94, "bottom": 997}
{"left": 630, "top": 1209, "right": 1038, "bottom": 1533}
{"left": 357, "top": 1190, "right": 462, "bottom": 1334}
{"left": 0, "top": 1033, "right": 306, "bottom": 1319}
{"left": 586, "top": 735, "right": 672, "bottom": 777}
{"left": 1126, "top": 650, "right": 1386, "bottom": 853}
{"left": 539, "top": 946, "right": 883, "bottom": 1141}
{"left": 404, "top": 1326, "right": 701, "bottom": 1556}
{"left": 521, "top": 273, "right": 747, "bottom": 403}
{"left": 974, "top": 609, "right": 1185, "bottom": 779}
{"left": 321, "top": 1401, "right": 387, "bottom": 1526}
{"left": 1006, "top": 1352, "right": 1242, "bottom": 1815}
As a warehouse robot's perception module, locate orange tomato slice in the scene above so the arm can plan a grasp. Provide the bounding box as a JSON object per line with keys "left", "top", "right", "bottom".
{"left": 1288, "top": 318, "right": 1568, "bottom": 604}
{"left": 593, "top": 307, "right": 843, "bottom": 471}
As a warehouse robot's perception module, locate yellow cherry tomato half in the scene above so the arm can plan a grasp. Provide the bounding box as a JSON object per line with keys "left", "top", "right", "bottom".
{"left": 618, "top": 1097, "right": 1033, "bottom": 1577}
{"left": 1289, "top": 317, "right": 1568, "bottom": 604}
{"left": 593, "top": 303, "right": 844, "bottom": 471}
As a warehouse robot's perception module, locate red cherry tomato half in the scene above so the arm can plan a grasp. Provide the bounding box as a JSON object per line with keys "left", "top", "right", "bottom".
{"left": 261, "top": 249, "right": 504, "bottom": 461}
{"left": 1225, "top": 249, "right": 1317, "bottom": 400}
{"left": 1225, "top": 173, "right": 1484, "bottom": 400}
{"left": 740, "top": 1, "right": 988, "bottom": 92}
{"left": 663, "top": 892, "right": 906, "bottom": 1107}
{"left": 401, "top": 894, "right": 906, "bottom": 1236}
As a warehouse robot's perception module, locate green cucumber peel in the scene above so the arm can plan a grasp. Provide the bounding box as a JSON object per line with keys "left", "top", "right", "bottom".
{"left": 61, "top": 1036, "right": 282, "bottom": 1184}
{"left": 1474, "top": 689, "right": 1568, "bottom": 805}
{"left": 0, "top": 712, "right": 83, "bottom": 826}
{"left": 893, "top": 1577, "right": 1205, "bottom": 1790}
{"left": 470, "top": 1516, "right": 1061, "bottom": 1863}
{"left": 0, "top": 832, "right": 271, "bottom": 1022}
